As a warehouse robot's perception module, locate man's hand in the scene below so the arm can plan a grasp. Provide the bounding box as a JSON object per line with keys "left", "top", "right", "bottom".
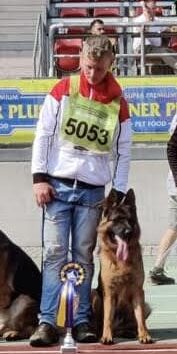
{"left": 33, "top": 182, "right": 56, "bottom": 207}
{"left": 170, "top": 26, "right": 177, "bottom": 32}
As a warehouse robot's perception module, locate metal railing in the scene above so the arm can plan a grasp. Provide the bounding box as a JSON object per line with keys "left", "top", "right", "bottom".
{"left": 49, "top": 0, "right": 176, "bottom": 29}
{"left": 33, "top": 12, "right": 48, "bottom": 78}
{"left": 48, "top": 19, "right": 177, "bottom": 77}
{"left": 51, "top": 1, "right": 174, "bottom": 18}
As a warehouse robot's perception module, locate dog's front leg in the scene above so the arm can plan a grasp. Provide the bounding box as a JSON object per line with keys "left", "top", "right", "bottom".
{"left": 101, "top": 291, "right": 114, "bottom": 344}
{"left": 133, "top": 289, "right": 153, "bottom": 344}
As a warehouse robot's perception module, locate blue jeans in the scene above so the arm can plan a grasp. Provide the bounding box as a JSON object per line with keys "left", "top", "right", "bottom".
{"left": 39, "top": 178, "right": 104, "bottom": 327}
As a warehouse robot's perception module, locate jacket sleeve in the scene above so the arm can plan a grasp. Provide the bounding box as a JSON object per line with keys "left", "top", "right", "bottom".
{"left": 112, "top": 117, "right": 132, "bottom": 193}
{"left": 167, "top": 124, "right": 177, "bottom": 187}
{"left": 31, "top": 93, "right": 60, "bottom": 183}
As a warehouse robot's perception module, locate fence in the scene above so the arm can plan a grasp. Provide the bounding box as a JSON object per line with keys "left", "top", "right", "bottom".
{"left": 48, "top": 18, "right": 177, "bottom": 77}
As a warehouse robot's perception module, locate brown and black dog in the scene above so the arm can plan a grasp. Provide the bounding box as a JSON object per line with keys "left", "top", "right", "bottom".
{"left": 92, "top": 188, "right": 152, "bottom": 344}
{"left": 0, "top": 229, "right": 42, "bottom": 340}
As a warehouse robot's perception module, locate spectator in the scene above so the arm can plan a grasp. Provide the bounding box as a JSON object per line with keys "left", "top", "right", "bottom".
{"left": 133, "top": 0, "right": 177, "bottom": 74}
{"left": 149, "top": 113, "right": 177, "bottom": 285}
{"left": 89, "top": 19, "right": 105, "bottom": 35}
{"left": 89, "top": 19, "right": 117, "bottom": 52}
{"left": 29, "top": 35, "right": 131, "bottom": 347}
{"left": 89, "top": 19, "right": 117, "bottom": 74}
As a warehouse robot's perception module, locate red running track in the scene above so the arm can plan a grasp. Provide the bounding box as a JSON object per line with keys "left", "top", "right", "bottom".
{"left": 1, "top": 342, "right": 177, "bottom": 354}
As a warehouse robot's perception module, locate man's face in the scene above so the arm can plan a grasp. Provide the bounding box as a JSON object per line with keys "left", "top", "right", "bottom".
{"left": 91, "top": 23, "right": 105, "bottom": 35}
{"left": 80, "top": 54, "right": 112, "bottom": 85}
{"left": 144, "top": 0, "right": 156, "bottom": 11}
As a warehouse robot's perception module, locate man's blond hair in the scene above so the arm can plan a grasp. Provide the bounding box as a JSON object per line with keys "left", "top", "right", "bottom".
{"left": 82, "top": 35, "right": 114, "bottom": 60}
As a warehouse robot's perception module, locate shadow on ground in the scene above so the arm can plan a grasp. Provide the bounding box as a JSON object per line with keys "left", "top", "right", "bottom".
{"left": 150, "top": 328, "right": 177, "bottom": 342}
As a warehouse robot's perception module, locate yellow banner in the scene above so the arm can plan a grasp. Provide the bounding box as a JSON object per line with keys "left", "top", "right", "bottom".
{"left": 0, "top": 76, "right": 177, "bottom": 144}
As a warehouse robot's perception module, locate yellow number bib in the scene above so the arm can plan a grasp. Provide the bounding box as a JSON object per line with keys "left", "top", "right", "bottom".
{"left": 60, "top": 77, "right": 120, "bottom": 154}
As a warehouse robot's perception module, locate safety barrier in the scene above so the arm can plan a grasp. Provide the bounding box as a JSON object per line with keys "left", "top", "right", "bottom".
{"left": 48, "top": 19, "right": 177, "bottom": 77}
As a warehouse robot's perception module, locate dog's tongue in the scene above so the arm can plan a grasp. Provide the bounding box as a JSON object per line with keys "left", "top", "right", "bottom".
{"left": 115, "top": 235, "right": 128, "bottom": 261}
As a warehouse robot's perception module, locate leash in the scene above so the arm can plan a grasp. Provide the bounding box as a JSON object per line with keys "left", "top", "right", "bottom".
{"left": 40, "top": 206, "right": 45, "bottom": 274}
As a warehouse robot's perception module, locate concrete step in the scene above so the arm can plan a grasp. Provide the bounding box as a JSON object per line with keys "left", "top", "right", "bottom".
{"left": 0, "top": 42, "right": 34, "bottom": 51}
{"left": 0, "top": 0, "right": 48, "bottom": 75}
{"left": 0, "top": 54, "right": 34, "bottom": 79}
{"left": 0, "top": 5, "right": 44, "bottom": 12}
{"left": 0, "top": 12, "right": 42, "bottom": 20}
{"left": 0, "top": 27, "right": 35, "bottom": 35}
{"left": 1, "top": 50, "right": 32, "bottom": 57}
{"left": 0, "top": 19, "right": 37, "bottom": 26}
{"left": 0, "top": 0, "right": 46, "bottom": 4}
{"left": 0, "top": 34, "right": 35, "bottom": 42}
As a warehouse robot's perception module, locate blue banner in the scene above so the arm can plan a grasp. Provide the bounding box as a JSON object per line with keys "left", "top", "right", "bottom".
{"left": 124, "top": 85, "right": 177, "bottom": 133}
{"left": 0, "top": 89, "right": 44, "bottom": 135}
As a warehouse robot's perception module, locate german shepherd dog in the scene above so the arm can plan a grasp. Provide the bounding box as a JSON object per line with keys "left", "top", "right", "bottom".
{"left": 92, "top": 188, "right": 152, "bottom": 344}
{"left": 0, "top": 229, "right": 42, "bottom": 340}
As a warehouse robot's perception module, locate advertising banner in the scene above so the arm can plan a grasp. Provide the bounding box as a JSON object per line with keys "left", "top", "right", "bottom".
{"left": 0, "top": 77, "right": 177, "bottom": 144}
{"left": 121, "top": 76, "right": 177, "bottom": 142}
{"left": 0, "top": 79, "right": 57, "bottom": 145}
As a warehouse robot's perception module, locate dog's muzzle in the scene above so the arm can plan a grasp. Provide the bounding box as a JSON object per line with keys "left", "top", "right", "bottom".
{"left": 111, "top": 225, "right": 132, "bottom": 241}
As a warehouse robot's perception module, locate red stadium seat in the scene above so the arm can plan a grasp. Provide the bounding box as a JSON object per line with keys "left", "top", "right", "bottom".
{"left": 54, "top": 38, "right": 82, "bottom": 73}
{"left": 60, "top": 8, "right": 88, "bottom": 17}
{"left": 104, "top": 26, "right": 117, "bottom": 35}
{"left": 94, "top": 0, "right": 119, "bottom": 1}
{"left": 168, "top": 36, "right": 177, "bottom": 52}
{"left": 93, "top": 7, "right": 120, "bottom": 17}
{"left": 155, "top": 7, "right": 163, "bottom": 16}
{"left": 134, "top": 7, "right": 143, "bottom": 16}
{"left": 62, "top": 0, "right": 88, "bottom": 1}
{"left": 67, "top": 26, "right": 85, "bottom": 35}
{"left": 134, "top": 6, "right": 162, "bottom": 16}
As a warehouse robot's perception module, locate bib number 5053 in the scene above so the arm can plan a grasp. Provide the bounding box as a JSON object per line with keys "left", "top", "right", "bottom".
{"left": 65, "top": 118, "right": 108, "bottom": 145}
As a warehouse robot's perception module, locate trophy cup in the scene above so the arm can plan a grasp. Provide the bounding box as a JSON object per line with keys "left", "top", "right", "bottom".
{"left": 57, "top": 262, "right": 85, "bottom": 354}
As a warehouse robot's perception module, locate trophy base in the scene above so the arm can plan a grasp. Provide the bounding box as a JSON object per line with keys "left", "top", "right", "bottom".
{"left": 60, "top": 328, "right": 77, "bottom": 354}
{"left": 60, "top": 345, "right": 78, "bottom": 354}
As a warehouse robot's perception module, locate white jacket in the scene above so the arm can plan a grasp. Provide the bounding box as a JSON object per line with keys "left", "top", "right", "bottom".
{"left": 31, "top": 74, "right": 131, "bottom": 193}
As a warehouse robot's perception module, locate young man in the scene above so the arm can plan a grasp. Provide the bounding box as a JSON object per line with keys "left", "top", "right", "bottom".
{"left": 133, "top": 0, "right": 177, "bottom": 73}
{"left": 30, "top": 35, "right": 131, "bottom": 347}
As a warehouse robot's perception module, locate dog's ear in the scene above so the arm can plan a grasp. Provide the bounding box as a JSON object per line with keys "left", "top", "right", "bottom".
{"left": 102, "top": 189, "right": 117, "bottom": 216}
{"left": 103, "top": 189, "right": 125, "bottom": 216}
{"left": 124, "top": 188, "right": 136, "bottom": 206}
{"left": 107, "top": 189, "right": 125, "bottom": 204}
{"left": 107, "top": 188, "right": 119, "bottom": 203}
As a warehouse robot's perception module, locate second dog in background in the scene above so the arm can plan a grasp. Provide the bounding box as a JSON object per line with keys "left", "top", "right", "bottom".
{"left": 0, "top": 230, "right": 42, "bottom": 341}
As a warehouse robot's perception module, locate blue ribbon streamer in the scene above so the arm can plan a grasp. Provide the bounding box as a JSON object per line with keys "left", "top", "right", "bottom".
{"left": 57, "top": 265, "right": 81, "bottom": 328}
{"left": 66, "top": 280, "right": 74, "bottom": 327}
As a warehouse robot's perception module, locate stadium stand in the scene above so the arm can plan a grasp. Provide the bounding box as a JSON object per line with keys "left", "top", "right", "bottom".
{"left": 54, "top": 37, "right": 82, "bottom": 76}
{"left": 168, "top": 26, "right": 177, "bottom": 51}
{"left": 0, "top": 0, "right": 48, "bottom": 79}
{"left": 2, "top": 0, "right": 177, "bottom": 78}
{"left": 60, "top": 8, "right": 89, "bottom": 18}
{"left": 48, "top": 0, "right": 177, "bottom": 78}
{"left": 134, "top": 6, "right": 163, "bottom": 16}
{"left": 93, "top": 7, "right": 120, "bottom": 18}
{"left": 169, "top": 36, "right": 177, "bottom": 51}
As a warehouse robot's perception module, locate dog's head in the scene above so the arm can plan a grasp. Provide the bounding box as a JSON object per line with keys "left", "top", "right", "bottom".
{"left": 101, "top": 188, "right": 140, "bottom": 244}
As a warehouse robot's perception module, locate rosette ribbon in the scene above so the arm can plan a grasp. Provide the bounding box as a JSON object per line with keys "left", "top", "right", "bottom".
{"left": 57, "top": 262, "right": 85, "bottom": 328}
